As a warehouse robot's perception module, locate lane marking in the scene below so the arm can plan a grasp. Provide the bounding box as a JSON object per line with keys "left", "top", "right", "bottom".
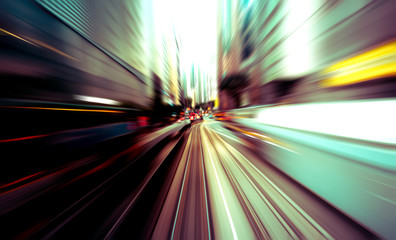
{"left": 211, "top": 129, "right": 240, "bottom": 142}
{"left": 209, "top": 129, "right": 298, "bottom": 238}
{"left": 365, "top": 177, "right": 396, "bottom": 190}
{"left": 199, "top": 125, "right": 212, "bottom": 239}
{"left": 207, "top": 127, "right": 332, "bottom": 239}
{"left": 171, "top": 128, "right": 194, "bottom": 239}
{"left": 367, "top": 191, "right": 396, "bottom": 206}
{"left": 203, "top": 126, "right": 239, "bottom": 240}
{"left": 222, "top": 138, "right": 333, "bottom": 239}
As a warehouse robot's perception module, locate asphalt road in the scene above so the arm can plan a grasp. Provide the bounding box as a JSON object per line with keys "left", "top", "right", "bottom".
{"left": 0, "top": 119, "right": 377, "bottom": 239}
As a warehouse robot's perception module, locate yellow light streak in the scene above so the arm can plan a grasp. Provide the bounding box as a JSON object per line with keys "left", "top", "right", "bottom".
{"left": 321, "top": 40, "right": 396, "bottom": 87}
{"left": 0, "top": 27, "right": 78, "bottom": 61}
{"left": 0, "top": 27, "right": 38, "bottom": 46}
{"left": 25, "top": 37, "right": 78, "bottom": 61}
{"left": 226, "top": 124, "right": 274, "bottom": 142}
{"left": 322, "top": 62, "right": 396, "bottom": 87}
{"left": 225, "top": 124, "right": 295, "bottom": 152}
{"left": 323, "top": 41, "right": 396, "bottom": 74}
{"left": 4, "top": 106, "right": 124, "bottom": 113}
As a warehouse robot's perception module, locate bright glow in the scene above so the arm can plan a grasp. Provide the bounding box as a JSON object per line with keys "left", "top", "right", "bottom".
{"left": 281, "top": 0, "right": 324, "bottom": 77}
{"left": 152, "top": 0, "right": 218, "bottom": 102}
{"left": 74, "top": 95, "right": 121, "bottom": 105}
{"left": 256, "top": 99, "right": 396, "bottom": 144}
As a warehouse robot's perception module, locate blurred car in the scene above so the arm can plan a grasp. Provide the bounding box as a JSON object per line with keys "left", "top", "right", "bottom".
{"left": 189, "top": 111, "right": 203, "bottom": 123}
{"left": 177, "top": 117, "right": 185, "bottom": 122}
{"left": 189, "top": 112, "right": 196, "bottom": 121}
{"left": 214, "top": 112, "right": 231, "bottom": 121}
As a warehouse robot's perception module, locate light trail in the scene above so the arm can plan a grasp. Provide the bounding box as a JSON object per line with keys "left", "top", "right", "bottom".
{"left": 199, "top": 125, "right": 212, "bottom": 240}
{"left": 202, "top": 127, "right": 239, "bottom": 240}
{"left": 171, "top": 129, "right": 193, "bottom": 239}
{"left": 205, "top": 124, "right": 333, "bottom": 239}
{"left": 3, "top": 106, "right": 124, "bottom": 113}
{"left": 213, "top": 131, "right": 333, "bottom": 240}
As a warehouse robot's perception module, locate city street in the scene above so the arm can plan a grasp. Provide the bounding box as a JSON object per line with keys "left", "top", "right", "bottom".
{"left": 1, "top": 118, "right": 376, "bottom": 239}
{"left": 1, "top": 0, "right": 396, "bottom": 238}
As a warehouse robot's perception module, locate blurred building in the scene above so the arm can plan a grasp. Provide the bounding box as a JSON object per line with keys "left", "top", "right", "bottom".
{"left": 159, "top": 34, "right": 181, "bottom": 106}
{"left": 217, "top": 0, "right": 396, "bottom": 109}
{"left": 217, "top": 0, "right": 244, "bottom": 110}
{"left": 35, "top": 0, "right": 156, "bottom": 108}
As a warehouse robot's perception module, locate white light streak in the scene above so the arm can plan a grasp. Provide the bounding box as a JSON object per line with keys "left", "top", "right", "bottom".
{"left": 204, "top": 137, "right": 239, "bottom": 239}
{"left": 256, "top": 99, "right": 396, "bottom": 144}
{"left": 74, "top": 95, "right": 121, "bottom": 105}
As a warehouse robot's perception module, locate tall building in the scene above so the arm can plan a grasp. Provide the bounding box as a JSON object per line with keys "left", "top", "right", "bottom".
{"left": 218, "top": 0, "right": 396, "bottom": 106}
{"left": 36, "top": 0, "right": 156, "bottom": 107}
{"left": 217, "top": 0, "right": 245, "bottom": 110}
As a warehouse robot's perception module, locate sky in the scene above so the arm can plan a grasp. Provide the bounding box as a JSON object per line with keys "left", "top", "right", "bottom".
{"left": 152, "top": 0, "right": 218, "bottom": 103}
